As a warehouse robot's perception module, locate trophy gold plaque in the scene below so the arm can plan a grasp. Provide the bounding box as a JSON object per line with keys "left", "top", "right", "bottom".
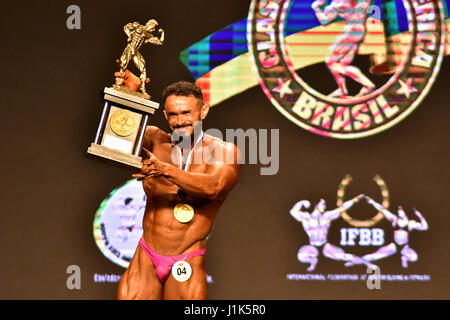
{"left": 87, "top": 19, "right": 164, "bottom": 168}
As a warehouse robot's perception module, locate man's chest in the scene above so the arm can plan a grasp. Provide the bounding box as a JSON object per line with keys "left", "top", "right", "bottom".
{"left": 152, "top": 142, "right": 210, "bottom": 172}
{"left": 151, "top": 142, "right": 175, "bottom": 165}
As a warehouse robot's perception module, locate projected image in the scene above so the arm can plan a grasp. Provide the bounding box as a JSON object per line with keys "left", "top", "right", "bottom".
{"left": 248, "top": 0, "right": 445, "bottom": 138}
{"left": 287, "top": 174, "right": 430, "bottom": 282}
{"left": 93, "top": 179, "right": 146, "bottom": 268}
{"left": 181, "top": 0, "right": 450, "bottom": 139}
{"left": 364, "top": 197, "right": 428, "bottom": 268}
{"left": 289, "top": 196, "right": 371, "bottom": 272}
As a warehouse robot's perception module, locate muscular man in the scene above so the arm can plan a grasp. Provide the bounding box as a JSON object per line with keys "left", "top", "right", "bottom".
{"left": 117, "top": 19, "right": 164, "bottom": 95}
{"left": 365, "top": 196, "right": 428, "bottom": 268}
{"left": 312, "top": 0, "right": 375, "bottom": 97}
{"left": 290, "top": 195, "right": 375, "bottom": 271}
{"left": 114, "top": 73, "right": 240, "bottom": 299}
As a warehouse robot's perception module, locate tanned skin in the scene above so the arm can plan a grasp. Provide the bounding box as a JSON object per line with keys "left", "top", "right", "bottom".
{"left": 114, "top": 70, "right": 240, "bottom": 300}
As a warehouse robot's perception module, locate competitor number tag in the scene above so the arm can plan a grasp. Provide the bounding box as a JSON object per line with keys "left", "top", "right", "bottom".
{"left": 171, "top": 260, "right": 192, "bottom": 282}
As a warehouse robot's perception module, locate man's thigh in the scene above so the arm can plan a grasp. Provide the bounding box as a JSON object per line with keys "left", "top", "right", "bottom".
{"left": 163, "top": 256, "right": 207, "bottom": 300}
{"left": 117, "top": 246, "right": 163, "bottom": 300}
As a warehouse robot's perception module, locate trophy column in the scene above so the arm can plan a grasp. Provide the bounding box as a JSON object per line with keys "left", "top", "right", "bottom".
{"left": 87, "top": 87, "right": 160, "bottom": 168}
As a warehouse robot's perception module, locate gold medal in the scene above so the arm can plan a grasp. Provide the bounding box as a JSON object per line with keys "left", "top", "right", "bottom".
{"left": 173, "top": 132, "right": 204, "bottom": 224}
{"left": 174, "top": 203, "right": 195, "bottom": 223}
{"left": 110, "top": 109, "right": 138, "bottom": 137}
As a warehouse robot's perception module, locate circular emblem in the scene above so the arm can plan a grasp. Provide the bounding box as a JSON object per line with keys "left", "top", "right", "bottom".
{"left": 174, "top": 203, "right": 195, "bottom": 224}
{"left": 248, "top": 0, "right": 445, "bottom": 138}
{"left": 110, "top": 109, "right": 138, "bottom": 137}
{"left": 93, "top": 179, "right": 146, "bottom": 268}
{"left": 171, "top": 260, "right": 193, "bottom": 282}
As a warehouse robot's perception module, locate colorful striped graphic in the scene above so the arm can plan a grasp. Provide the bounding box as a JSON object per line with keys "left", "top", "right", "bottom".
{"left": 180, "top": 0, "right": 450, "bottom": 107}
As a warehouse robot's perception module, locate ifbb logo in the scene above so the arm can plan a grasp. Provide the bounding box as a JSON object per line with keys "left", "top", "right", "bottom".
{"left": 289, "top": 174, "right": 428, "bottom": 271}
{"left": 248, "top": 0, "right": 445, "bottom": 138}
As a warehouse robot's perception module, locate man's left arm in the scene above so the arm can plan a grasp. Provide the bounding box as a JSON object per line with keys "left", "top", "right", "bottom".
{"left": 165, "top": 160, "right": 240, "bottom": 200}
{"left": 134, "top": 144, "right": 240, "bottom": 200}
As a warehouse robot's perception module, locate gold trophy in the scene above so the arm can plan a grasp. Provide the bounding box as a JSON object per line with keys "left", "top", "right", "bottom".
{"left": 87, "top": 19, "right": 164, "bottom": 168}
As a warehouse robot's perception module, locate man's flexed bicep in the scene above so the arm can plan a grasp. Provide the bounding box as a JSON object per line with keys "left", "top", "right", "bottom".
{"left": 203, "top": 157, "right": 240, "bottom": 201}
{"left": 176, "top": 142, "right": 240, "bottom": 200}
{"left": 134, "top": 141, "right": 241, "bottom": 201}
{"left": 141, "top": 126, "right": 169, "bottom": 153}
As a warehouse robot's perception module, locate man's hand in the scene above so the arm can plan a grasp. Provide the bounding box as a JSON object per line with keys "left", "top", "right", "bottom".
{"left": 114, "top": 59, "right": 150, "bottom": 92}
{"left": 132, "top": 148, "right": 168, "bottom": 181}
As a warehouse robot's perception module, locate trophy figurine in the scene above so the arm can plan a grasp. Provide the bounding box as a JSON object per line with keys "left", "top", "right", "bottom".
{"left": 87, "top": 19, "right": 164, "bottom": 168}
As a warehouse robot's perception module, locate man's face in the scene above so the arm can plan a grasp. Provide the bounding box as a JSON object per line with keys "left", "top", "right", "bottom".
{"left": 163, "top": 95, "right": 209, "bottom": 141}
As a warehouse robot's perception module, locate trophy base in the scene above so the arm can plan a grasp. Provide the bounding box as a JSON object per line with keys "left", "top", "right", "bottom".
{"left": 87, "top": 143, "right": 143, "bottom": 168}
{"left": 104, "top": 87, "right": 159, "bottom": 114}
{"left": 112, "top": 84, "right": 151, "bottom": 100}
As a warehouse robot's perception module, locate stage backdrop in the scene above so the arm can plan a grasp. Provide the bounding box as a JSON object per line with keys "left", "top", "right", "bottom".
{"left": 0, "top": 0, "right": 449, "bottom": 299}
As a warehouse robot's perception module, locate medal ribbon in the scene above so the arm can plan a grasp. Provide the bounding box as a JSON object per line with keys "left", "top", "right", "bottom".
{"left": 175, "top": 131, "right": 205, "bottom": 172}
{"left": 174, "top": 131, "right": 205, "bottom": 201}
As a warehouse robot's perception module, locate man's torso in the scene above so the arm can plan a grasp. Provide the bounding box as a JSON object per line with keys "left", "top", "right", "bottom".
{"left": 140, "top": 126, "right": 228, "bottom": 256}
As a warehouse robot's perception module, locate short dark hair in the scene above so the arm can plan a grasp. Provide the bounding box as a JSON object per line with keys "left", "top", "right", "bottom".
{"left": 161, "top": 81, "right": 204, "bottom": 106}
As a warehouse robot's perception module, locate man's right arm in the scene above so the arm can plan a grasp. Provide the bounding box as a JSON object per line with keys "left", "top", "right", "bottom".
{"left": 141, "top": 125, "right": 166, "bottom": 153}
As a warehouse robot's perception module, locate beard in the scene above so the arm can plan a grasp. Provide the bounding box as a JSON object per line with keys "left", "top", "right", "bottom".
{"left": 170, "top": 124, "right": 195, "bottom": 154}
{"left": 170, "top": 121, "right": 203, "bottom": 149}
{"left": 171, "top": 124, "right": 192, "bottom": 141}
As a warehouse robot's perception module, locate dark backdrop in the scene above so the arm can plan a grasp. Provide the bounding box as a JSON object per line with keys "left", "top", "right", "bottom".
{"left": 0, "top": 0, "right": 449, "bottom": 299}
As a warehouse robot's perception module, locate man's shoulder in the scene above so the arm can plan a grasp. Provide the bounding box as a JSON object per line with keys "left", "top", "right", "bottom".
{"left": 204, "top": 134, "right": 241, "bottom": 165}
{"left": 144, "top": 126, "right": 171, "bottom": 144}
{"left": 145, "top": 125, "right": 168, "bottom": 136}
{"left": 205, "top": 134, "right": 237, "bottom": 150}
